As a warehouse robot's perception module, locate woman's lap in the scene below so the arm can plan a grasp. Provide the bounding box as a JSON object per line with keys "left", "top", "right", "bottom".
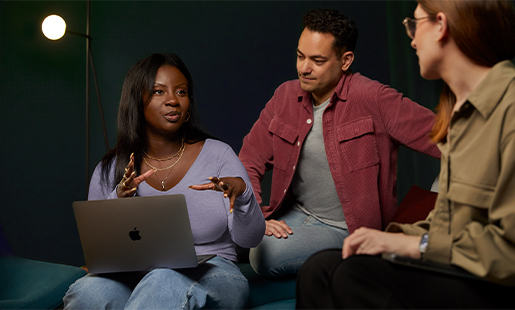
{"left": 297, "top": 249, "right": 513, "bottom": 309}
{"left": 64, "top": 256, "right": 248, "bottom": 310}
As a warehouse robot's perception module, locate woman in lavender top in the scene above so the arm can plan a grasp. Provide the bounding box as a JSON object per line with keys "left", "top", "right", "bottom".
{"left": 64, "top": 53, "right": 265, "bottom": 310}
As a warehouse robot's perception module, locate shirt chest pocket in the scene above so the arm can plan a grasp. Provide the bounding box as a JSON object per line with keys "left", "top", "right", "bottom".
{"left": 269, "top": 118, "right": 299, "bottom": 171}
{"left": 336, "top": 117, "right": 379, "bottom": 172}
{"left": 447, "top": 180, "right": 495, "bottom": 209}
{"left": 446, "top": 181, "right": 494, "bottom": 226}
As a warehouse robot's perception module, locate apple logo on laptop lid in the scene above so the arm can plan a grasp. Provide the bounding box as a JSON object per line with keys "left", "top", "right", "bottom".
{"left": 129, "top": 227, "right": 141, "bottom": 241}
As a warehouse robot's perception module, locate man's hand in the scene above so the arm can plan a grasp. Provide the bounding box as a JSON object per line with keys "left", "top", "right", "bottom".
{"left": 265, "top": 219, "right": 293, "bottom": 238}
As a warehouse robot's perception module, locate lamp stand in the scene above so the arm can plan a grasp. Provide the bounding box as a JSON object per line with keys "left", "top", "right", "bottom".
{"left": 80, "top": 0, "right": 110, "bottom": 195}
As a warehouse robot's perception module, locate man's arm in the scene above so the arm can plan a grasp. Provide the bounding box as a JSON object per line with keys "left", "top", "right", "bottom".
{"left": 239, "top": 98, "right": 276, "bottom": 206}
{"left": 376, "top": 84, "right": 440, "bottom": 158}
{"left": 239, "top": 89, "right": 295, "bottom": 239}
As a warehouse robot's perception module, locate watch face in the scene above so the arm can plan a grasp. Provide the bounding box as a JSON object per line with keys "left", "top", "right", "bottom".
{"left": 419, "top": 233, "right": 429, "bottom": 253}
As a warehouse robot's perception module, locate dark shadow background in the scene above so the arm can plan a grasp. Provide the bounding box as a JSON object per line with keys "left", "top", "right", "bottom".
{"left": 1, "top": 0, "right": 446, "bottom": 266}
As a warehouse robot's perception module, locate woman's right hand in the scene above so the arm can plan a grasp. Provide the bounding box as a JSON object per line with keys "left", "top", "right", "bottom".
{"left": 342, "top": 227, "right": 421, "bottom": 259}
{"left": 117, "top": 153, "right": 154, "bottom": 198}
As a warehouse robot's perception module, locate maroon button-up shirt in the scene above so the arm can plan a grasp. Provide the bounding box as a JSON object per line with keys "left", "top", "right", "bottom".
{"left": 239, "top": 72, "right": 440, "bottom": 233}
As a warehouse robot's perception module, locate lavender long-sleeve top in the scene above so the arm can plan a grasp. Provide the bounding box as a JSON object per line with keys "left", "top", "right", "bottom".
{"left": 88, "top": 139, "right": 265, "bottom": 262}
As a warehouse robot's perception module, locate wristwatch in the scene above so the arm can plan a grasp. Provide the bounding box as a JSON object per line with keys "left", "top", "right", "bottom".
{"left": 419, "top": 233, "right": 429, "bottom": 258}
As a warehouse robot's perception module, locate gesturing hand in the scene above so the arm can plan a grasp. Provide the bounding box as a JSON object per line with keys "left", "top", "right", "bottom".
{"left": 117, "top": 153, "right": 154, "bottom": 198}
{"left": 189, "top": 176, "right": 246, "bottom": 213}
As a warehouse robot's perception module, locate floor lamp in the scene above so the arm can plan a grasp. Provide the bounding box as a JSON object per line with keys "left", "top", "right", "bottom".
{"left": 42, "top": 0, "right": 109, "bottom": 195}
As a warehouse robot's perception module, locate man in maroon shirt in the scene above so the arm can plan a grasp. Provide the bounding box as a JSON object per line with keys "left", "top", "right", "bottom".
{"left": 239, "top": 9, "right": 440, "bottom": 277}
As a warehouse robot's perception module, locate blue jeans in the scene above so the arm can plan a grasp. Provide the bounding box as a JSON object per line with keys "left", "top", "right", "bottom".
{"left": 249, "top": 208, "right": 349, "bottom": 277}
{"left": 63, "top": 256, "right": 248, "bottom": 309}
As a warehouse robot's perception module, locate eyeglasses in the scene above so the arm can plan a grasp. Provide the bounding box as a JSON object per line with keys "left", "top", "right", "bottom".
{"left": 402, "top": 16, "right": 431, "bottom": 39}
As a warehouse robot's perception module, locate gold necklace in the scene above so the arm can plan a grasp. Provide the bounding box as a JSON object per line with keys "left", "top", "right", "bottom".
{"left": 143, "top": 143, "right": 185, "bottom": 171}
{"left": 144, "top": 144, "right": 185, "bottom": 190}
{"left": 144, "top": 138, "right": 184, "bottom": 162}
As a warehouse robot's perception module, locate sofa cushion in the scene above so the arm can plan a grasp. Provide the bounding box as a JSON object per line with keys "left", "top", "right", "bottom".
{"left": 0, "top": 256, "right": 87, "bottom": 309}
{"left": 392, "top": 185, "right": 437, "bottom": 224}
{"left": 253, "top": 298, "right": 296, "bottom": 309}
{"left": 238, "top": 263, "right": 296, "bottom": 309}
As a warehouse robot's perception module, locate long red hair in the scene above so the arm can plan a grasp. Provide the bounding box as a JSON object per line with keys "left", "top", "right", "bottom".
{"left": 416, "top": 0, "right": 515, "bottom": 143}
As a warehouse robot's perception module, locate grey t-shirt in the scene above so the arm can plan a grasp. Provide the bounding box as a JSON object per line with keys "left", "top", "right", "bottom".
{"left": 291, "top": 98, "right": 347, "bottom": 229}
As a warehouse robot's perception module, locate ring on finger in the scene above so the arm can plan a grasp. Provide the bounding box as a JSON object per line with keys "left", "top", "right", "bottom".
{"left": 122, "top": 181, "right": 128, "bottom": 189}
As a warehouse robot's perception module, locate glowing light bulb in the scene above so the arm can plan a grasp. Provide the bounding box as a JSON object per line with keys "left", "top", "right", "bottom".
{"left": 42, "top": 15, "right": 66, "bottom": 40}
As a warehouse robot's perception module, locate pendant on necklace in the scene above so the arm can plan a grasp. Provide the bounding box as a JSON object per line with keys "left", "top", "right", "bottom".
{"left": 161, "top": 181, "right": 166, "bottom": 191}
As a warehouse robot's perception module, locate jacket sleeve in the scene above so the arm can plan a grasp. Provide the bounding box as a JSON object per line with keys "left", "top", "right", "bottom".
{"left": 220, "top": 146, "right": 266, "bottom": 248}
{"left": 239, "top": 93, "right": 277, "bottom": 206}
{"left": 375, "top": 84, "right": 440, "bottom": 159}
{"left": 386, "top": 215, "right": 431, "bottom": 235}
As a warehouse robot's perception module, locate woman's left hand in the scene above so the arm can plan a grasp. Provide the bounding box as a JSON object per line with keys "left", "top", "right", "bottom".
{"left": 342, "top": 227, "right": 421, "bottom": 259}
{"left": 189, "top": 177, "right": 246, "bottom": 213}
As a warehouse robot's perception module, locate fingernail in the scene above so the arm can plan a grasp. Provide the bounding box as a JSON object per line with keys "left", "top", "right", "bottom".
{"left": 230, "top": 209, "right": 233, "bottom": 213}
{"left": 131, "top": 171, "right": 135, "bottom": 177}
{"left": 209, "top": 176, "right": 214, "bottom": 180}
{"left": 224, "top": 193, "right": 228, "bottom": 198}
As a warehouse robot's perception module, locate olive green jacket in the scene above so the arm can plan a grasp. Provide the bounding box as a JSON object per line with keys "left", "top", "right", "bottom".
{"left": 387, "top": 60, "right": 515, "bottom": 286}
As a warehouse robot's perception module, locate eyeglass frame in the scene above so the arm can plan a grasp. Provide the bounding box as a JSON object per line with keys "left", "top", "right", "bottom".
{"left": 402, "top": 16, "right": 433, "bottom": 39}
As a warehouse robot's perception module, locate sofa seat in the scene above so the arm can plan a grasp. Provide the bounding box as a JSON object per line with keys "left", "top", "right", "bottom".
{"left": 0, "top": 256, "right": 87, "bottom": 309}
{"left": 237, "top": 263, "right": 296, "bottom": 309}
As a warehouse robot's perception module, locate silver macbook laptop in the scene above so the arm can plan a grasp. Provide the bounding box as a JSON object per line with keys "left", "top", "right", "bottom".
{"left": 73, "top": 194, "right": 215, "bottom": 274}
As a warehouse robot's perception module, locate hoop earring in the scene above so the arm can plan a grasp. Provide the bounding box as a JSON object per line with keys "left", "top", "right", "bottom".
{"left": 184, "top": 113, "right": 190, "bottom": 122}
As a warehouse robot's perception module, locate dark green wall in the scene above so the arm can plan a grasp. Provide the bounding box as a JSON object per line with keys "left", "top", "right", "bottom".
{"left": 1, "top": 0, "right": 440, "bottom": 266}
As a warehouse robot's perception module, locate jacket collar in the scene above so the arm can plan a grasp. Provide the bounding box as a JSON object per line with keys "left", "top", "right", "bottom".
{"left": 467, "top": 60, "right": 515, "bottom": 119}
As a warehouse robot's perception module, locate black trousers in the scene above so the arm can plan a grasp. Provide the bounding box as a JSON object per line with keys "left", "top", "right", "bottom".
{"left": 296, "top": 249, "right": 513, "bottom": 309}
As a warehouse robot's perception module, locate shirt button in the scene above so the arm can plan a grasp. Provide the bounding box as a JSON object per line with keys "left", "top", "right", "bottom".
{"left": 297, "top": 141, "right": 300, "bottom": 147}
{"left": 293, "top": 165, "right": 296, "bottom": 170}
{"left": 306, "top": 119, "right": 312, "bottom": 124}
{"left": 284, "top": 189, "right": 287, "bottom": 193}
